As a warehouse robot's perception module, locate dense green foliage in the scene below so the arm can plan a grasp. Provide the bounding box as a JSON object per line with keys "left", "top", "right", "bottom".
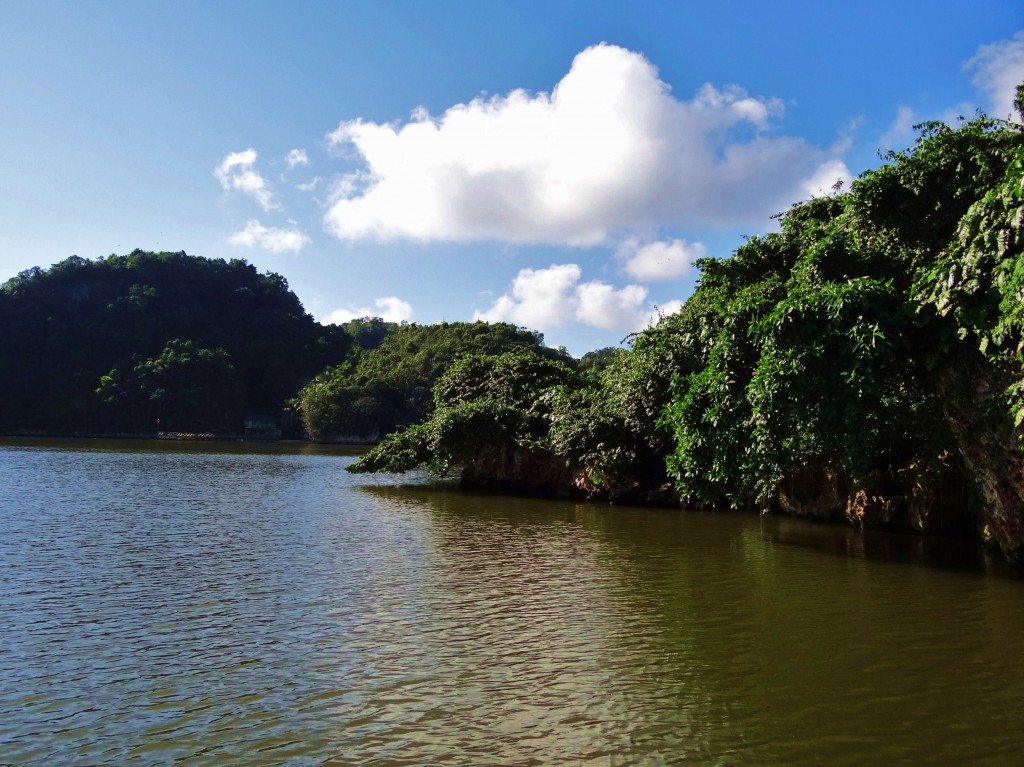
{"left": 651, "top": 106, "right": 1023, "bottom": 533}
{"left": 96, "top": 339, "right": 243, "bottom": 432}
{"left": 0, "top": 250, "right": 350, "bottom": 433}
{"left": 6, "top": 89, "right": 1023, "bottom": 557}
{"left": 576, "top": 346, "right": 626, "bottom": 371}
{"left": 353, "top": 348, "right": 580, "bottom": 473}
{"left": 296, "top": 321, "right": 569, "bottom": 440}
{"left": 351, "top": 89, "right": 1024, "bottom": 556}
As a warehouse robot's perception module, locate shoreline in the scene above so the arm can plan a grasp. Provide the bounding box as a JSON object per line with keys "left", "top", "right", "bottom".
{"left": 0, "top": 431, "right": 371, "bottom": 446}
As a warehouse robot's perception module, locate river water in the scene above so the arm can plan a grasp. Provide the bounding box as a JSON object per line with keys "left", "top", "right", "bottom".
{"left": 1, "top": 438, "right": 1022, "bottom": 765}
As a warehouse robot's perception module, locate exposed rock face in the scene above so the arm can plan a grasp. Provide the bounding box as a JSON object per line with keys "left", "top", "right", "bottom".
{"left": 460, "top": 442, "right": 678, "bottom": 506}
{"left": 971, "top": 454, "right": 1024, "bottom": 560}
{"left": 777, "top": 463, "right": 849, "bottom": 520}
{"left": 569, "top": 472, "right": 678, "bottom": 506}
{"left": 776, "top": 460, "right": 971, "bottom": 537}
{"left": 460, "top": 443, "right": 569, "bottom": 495}
{"left": 457, "top": 431, "right": 1023, "bottom": 560}
{"left": 940, "top": 369, "right": 1024, "bottom": 561}
{"left": 946, "top": 418, "right": 1024, "bottom": 561}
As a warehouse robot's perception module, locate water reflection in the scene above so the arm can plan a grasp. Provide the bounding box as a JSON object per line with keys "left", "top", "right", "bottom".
{"left": 1, "top": 440, "right": 1023, "bottom": 765}
{"left": 755, "top": 514, "right": 1018, "bottom": 579}
{"left": 362, "top": 484, "right": 1024, "bottom": 765}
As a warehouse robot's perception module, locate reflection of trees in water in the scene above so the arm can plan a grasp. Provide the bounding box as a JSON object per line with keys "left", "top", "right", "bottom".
{"left": 758, "top": 514, "right": 1016, "bottom": 579}
{"left": 357, "top": 483, "right": 1024, "bottom": 762}
{"left": 358, "top": 483, "right": 773, "bottom": 759}
{"left": 732, "top": 516, "right": 1024, "bottom": 763}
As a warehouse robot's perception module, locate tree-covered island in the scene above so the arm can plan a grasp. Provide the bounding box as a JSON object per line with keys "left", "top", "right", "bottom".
{"left": 2, "top": 89, "right": 1022, "bottom": 560}
{"left": 352, "top": 90, "right": 1024, "bottom": 561}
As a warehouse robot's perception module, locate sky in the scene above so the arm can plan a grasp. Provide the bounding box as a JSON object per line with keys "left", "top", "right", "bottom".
{"left": 2, "top": 2, "right": 1022, "bottom": 355}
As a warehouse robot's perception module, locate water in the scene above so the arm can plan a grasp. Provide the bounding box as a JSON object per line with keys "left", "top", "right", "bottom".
{"left": 1, "top": 438, "right": 1022, "bottom": 765}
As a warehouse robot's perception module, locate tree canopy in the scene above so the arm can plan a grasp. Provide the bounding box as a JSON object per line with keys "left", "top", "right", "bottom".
{"left": 0, "top": 250, "right": 350, "bottom": 433}
{"left": 295, "top": 321, "right": 569, "bottom": 441}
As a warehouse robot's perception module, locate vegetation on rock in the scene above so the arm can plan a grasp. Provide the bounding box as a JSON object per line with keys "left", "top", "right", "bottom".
{"left": 5, "top": 87, "right": 1023, "bottom": 560}
{"left": 351, "top": 87, "right": 1024, "bottom": 559}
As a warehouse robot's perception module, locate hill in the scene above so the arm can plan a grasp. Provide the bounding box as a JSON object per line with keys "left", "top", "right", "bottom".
{"left": 0, "top": 250, "right": 350, "bottom": 434}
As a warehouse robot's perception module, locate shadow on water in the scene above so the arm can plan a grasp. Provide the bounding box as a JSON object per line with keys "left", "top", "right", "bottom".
{"left": 356, "top": 479, "right": 757, "bottom": 763}
{"left": 354, "top": 480, "right": 1024, "bottom": 766}
{"left": 757, "top": 514, "right": 1024, "bottom": 581}
{"left": 360, "top": 481, "right": 1023, "bottom": 581}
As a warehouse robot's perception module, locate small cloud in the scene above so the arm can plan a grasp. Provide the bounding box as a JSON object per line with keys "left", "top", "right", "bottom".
{"left": 474, "top": 263, "right": 666, "bottom": 334}
{"left": 214, "top": 149, "right": 278, "bottom": 211}
{"left": 297, "top": 177, "right": 320, "bottom": 192}
{"left": 321, "top": 296, "right": 414, "bottom": 325}
{"left": 575, "top": 281, "right": 648, "bottom": 330}
{"left": 644, "top": 299, "right": 684, "bottom": 328}
{"left": 690, "top": 82, "right": 782, "bottom": 127}
{"left": 878, "top": 106, "right": 916, "bottom": 151}
{"left": 617, "top": 237, "right": 705, "bottom": 281}
{"left": 287, "top": 148, "right": 310, "bottom": 168}
{"left": 475, "top": 264, "right": 582, "bottom": 329}
{"left": 800, "top": 158, "right": 854, "bottom": 199}
{"left": 966, "top": 30, "right": 1024, "bottom": 120}
{"left": 228, "top": 219, "right": 310, "bottom": 253}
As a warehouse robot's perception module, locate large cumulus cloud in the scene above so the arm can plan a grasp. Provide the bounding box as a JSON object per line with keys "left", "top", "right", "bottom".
{"left": 323, "top": 44, "right": 851, "bottom": 246}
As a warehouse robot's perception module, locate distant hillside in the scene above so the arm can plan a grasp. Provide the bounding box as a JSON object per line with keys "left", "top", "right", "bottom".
{"left": 296, "top": 320, "right": 571, "bottom": 442}
{"left": 0, "top": 250, "right": 351, "bottom": 434}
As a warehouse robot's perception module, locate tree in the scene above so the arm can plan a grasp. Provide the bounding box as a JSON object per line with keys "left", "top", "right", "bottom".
{"left": 0, "top": 250, "right": 351, "bottom": 433}
{"left": 350, "top": 349, "right": 579, "bottom": 474}
{"left": 297, "top": 321, "right": 568, "bottom": 441}
{"left": 97, "top": 340, "right": 243, "bottom": 432}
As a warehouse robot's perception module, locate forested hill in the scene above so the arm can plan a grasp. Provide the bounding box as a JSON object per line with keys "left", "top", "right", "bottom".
{"left": 0, "top": 250, "right": 573, "bottom": 438}
{"left": 0, "top": 250, "right": 351, "bottom": 434}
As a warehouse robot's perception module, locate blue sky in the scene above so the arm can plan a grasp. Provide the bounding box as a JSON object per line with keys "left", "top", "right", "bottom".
{"left": 2, "top": 1, "right": 1022, "bottom": 355}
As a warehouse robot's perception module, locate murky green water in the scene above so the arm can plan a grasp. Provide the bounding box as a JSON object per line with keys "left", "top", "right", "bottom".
{"left": 1, "top": 438, "right": 1022, "bottom": 765}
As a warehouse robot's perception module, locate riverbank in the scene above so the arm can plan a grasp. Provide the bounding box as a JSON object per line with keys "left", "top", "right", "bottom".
{"left": 2, "top": 429, "right": 300, "bottom": 443}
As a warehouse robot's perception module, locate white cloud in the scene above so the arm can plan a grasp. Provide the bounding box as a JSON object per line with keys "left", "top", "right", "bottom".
{"left": 800, "top": 158, "right": 854, "bottom": 198}
{"left": 214, "top": 149, "right": 278, "bottom": 211}
{"left": 297, "top": 177, "right": 320, "bottom": 192}
{"left": 650, "top": 299, "right": 684, "bottom": 320}
{"left": 475, "top": 264, "right": 582, "bottom": 329}
{"left": 967, "top": 30, "right": 1024, "bottom": 120}
{"left": 575, "top": 281, "right": 648, "bottom": 330}
{"left": 474, "top": 263, "right": 674, "bottom": 334}
{"left": 617, "top": 237, "right": 705, "bottom": 281}
{"left": 228, "top": 219, "right": 310, "bottom": 253}
{"left": 287, "top": 148, "right": 310, "bottom": 168}
{"left": 321, "top": 296, "right": 414, "bottom": 325}
{"left": 879, "top": 105, "right": 917, "bottom": 151}
{"left": 639, "top": 299, "right": 686, "bottom": 331}
{"left": 323, "top": 44, "right": 850, "bottom": 246}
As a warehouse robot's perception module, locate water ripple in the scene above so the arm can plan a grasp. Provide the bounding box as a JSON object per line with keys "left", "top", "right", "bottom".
{"left": 1, "top": 441, "right": 1023, "bottom": 765}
